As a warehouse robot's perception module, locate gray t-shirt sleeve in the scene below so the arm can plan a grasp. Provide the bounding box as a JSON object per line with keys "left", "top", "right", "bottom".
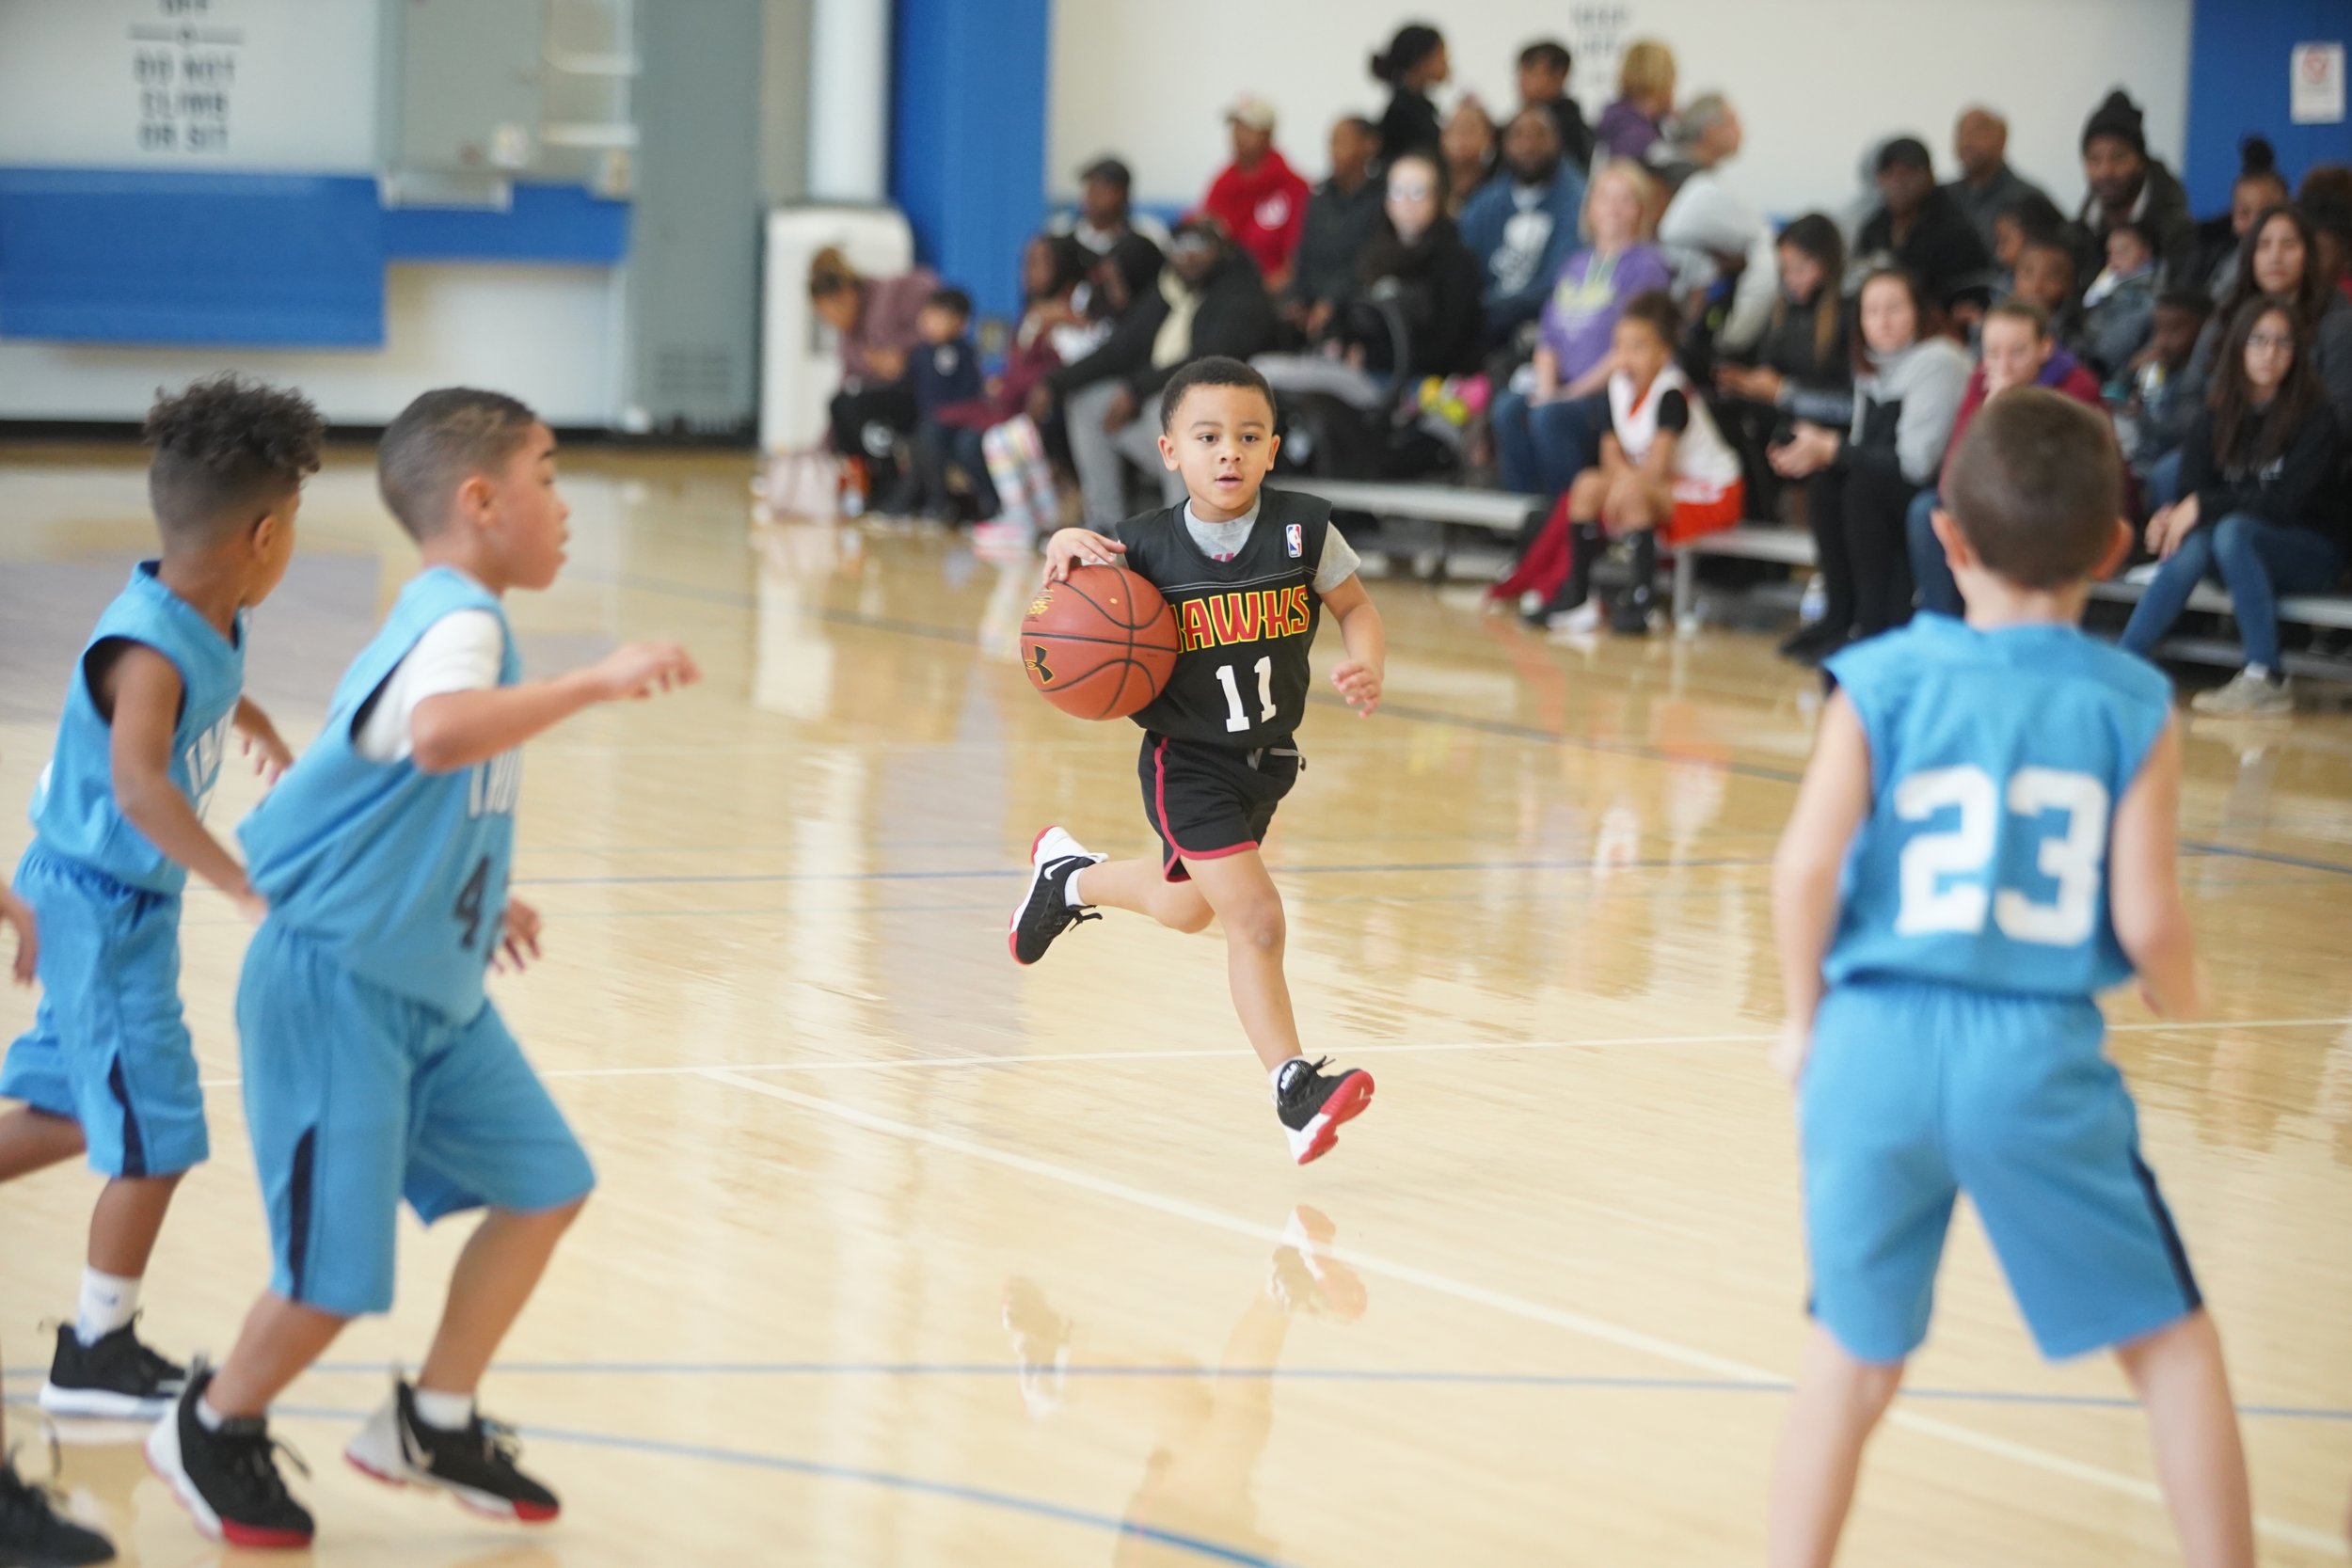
{"left": 1313, "top": 524, "right": 1362, "bottom": 595}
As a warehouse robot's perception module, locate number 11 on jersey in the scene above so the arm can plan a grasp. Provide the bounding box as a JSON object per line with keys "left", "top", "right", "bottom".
{"left": 1216, "top": 656, "right": 1276, "bottom": 733}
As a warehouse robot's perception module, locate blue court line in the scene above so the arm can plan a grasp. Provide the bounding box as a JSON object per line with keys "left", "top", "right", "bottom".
{"left": 16, "top": 1362, "right": 2341, "bottom": 1420}
{"left": 503, "top": 855, "right": 1773, "bottom": 889}
{"left": 0, "top": 1391, "right": 1294, "bottom": 1567}
{"left": 580, "top": 563, "right": 2352, "bottom": 880}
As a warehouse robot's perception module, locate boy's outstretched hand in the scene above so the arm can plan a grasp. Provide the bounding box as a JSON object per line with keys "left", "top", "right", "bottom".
{"left": 588, "top": 641, "right": 701, "bottom": 702}
{"left": 1331, "top": 659, "right": 1383, "bottom": 717}
{"left": 236, "top": 700, "right": 294, "bottom": 784}
{"left": 494, "top": 895, "right": 543, "bottom": 974}
{"left": 0, "top": 886, "right": 35, "bottom": 985}
{"left": 1042, "top": 528, "right": 1124, "bottom": 582}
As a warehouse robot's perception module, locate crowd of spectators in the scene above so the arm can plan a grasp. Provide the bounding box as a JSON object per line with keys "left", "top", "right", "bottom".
{"left": 807, "top": 19, "right": 2352, "bottom": 703}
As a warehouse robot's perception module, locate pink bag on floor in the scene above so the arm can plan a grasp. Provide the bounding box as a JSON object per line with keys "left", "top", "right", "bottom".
{"left": 757, "top": 448, "right": 843, "bottom": 521}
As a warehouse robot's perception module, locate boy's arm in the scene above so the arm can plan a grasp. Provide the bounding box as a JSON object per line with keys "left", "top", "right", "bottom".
{"left": 0, "top": 883, "right": 34, "bottom": 984}
{"left": 1320, "top": 574, "right": 1385, "bottom": 718}
{"left": 232, "top": 695, "right": 294, "bottom": 784}
{"left": 105, "top": 645, "right": 261, "bottom": 916}
{"left": 1771, "top": 691, "right": 1873, "bottom": 1082}
{"left": 407, "top": 641, "right": 700, "bottom": 776}
{"left": 2109, "top": 716, "right": 2204, "bottom": 1019}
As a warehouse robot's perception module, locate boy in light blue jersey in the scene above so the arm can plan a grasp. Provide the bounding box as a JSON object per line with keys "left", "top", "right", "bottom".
{"left": 1768, "top": 388, "right": 2253, "bottom": 1568}
{"left": 0, "top": 376, "right": 319, "bottom": 1423}
{"left": 147, "top": 388, "right": 699, "bottom": 1551}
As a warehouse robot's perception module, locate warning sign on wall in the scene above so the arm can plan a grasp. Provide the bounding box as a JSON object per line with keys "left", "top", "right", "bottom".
{"left": 2292, "top": 41, "right": 2345, "bottom": 125}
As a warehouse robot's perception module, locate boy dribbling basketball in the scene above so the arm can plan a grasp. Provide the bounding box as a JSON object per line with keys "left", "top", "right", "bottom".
{"left": 1007, "top": 356, "right": 1387, "bottom": 1164}
{"left": 1768, "top": 388, "right": 2253, "bottom": 1567}
{"left": 147, "top": 388, "right": 699, "bottom": 1548}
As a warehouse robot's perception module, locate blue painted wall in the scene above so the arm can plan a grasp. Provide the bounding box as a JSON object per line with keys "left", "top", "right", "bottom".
{"left": 2184, "top": 0, "right": 2352, "bottom": 211}
{"left": 0, "top": 171, "right": 628, "bottom": 348}
{"left": 889, "top": 0, "right": 1051, "bottom": 325}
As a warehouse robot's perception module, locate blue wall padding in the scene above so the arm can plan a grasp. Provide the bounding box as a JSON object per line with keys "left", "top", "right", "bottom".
{"left": 890, "top": 0, "right": 1051, "bottom": 325}
{"left": 2183, "top": 0, "right": 2352, "bottom": 211}
{"left": 0, "top": 170, "right": 632, "bottom": 347}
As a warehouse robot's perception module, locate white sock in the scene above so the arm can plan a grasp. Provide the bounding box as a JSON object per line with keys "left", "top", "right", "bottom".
{"left": 1270, "top": 1056, "right": 1309, "bottom": 1093}
{"left": 1062, "top": 866, "right": 1087, "bottom": 908}
{"left": 76, "top": 1268, "right": 139, "bottom": 1345}
{"left": 195, "top": 1395, "right": 229, "bottom": 1433}
{"left": 412, "top": 1386, "right": 475, "bottom": 1432}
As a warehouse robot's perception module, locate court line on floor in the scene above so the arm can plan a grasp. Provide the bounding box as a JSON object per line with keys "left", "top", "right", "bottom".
{"left": 504, "top": 855, "right": 1772, "bottom": 888}
{"left": 0, "top": 1394, "right": 1293, "bottom": 1568}
{"left": 585, "top": 562, "right": 2352, "bottom": 879}
{"left": 697, "top": 1066, "right": 2348, "bottom": 1558}
{"left": 186, "top": 1016, "right": 2352, "bottom": 1092}
{"left": 20, "top": 1362, "right": 2328, "bottom": 1421}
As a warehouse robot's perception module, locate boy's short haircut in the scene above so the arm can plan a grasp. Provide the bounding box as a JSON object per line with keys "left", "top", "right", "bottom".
{"left": 1616, "top": 288, "right": 1682, "bottom": 348}
{"left": 927, "top": 286, "right": 973, "bottom": 320}
{"left": 1518, "top": 40, "right": 1570, "bottom": 74}
{"left": 1158, "top": 355, "right": 1277, "bottom": 433}
{"left": 2019, "top": 234, "right": 2078, "bottom": 276}
{"left": 377, "top": 388, "right": 541, "bottom": 542}
{"left": 2107, "top": 216, "right": 2153, "bottom": 253}
{"left": 1338, "top": 115, "right": 1377, "bottom": 141}
{"left": 1876, "top": 136, "right": 1933, "bottom": 174}
{"left": 1944, "top": 388, "right": 2122, "bottom": 590}
{"left": 1984, "top": 298, "right": 2051, "bottom": 339}
{"left": 2154, "top": 289, "right": 2214, "bottom": 323}
{"left": 144, "top": 374, "right": 326, "bottom": 549}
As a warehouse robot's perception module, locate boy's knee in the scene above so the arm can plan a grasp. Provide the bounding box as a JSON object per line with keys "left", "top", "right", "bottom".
{"left": 1167, "top": 898, "right": 1215, "bottom": 935}
{"left": 1224, "top": 896, "right": 1285, "bottom": 954}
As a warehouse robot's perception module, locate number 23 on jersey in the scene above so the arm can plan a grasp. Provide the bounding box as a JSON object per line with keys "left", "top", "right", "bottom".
{"left": 1894, "top": 764, "right": 2108, "bottom": 947}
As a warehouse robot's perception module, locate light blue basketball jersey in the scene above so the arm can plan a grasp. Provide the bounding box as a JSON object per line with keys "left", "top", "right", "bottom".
{"left": 1822, "top": 615, "right": 2171, "bottom": 997}
{"left": 29, "top": 562, "right": 246, "bottom": 895}
{"left": 239, "top": 567, "right": 522, "bottom": 1021}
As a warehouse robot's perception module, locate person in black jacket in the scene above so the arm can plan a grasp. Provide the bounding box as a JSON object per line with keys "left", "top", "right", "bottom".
{"left": 1281, "top": 118, "right": 1384, "bottom": 341}
{"left": 1716, "top": 213, "right": 1855, "bottom": 523}
{"left": 2075, "top": 89, "right": 2199, "bottom": 289}
{"left": 1854, "top": 137, "right": 1995, "bottom": 326}
{"left": 2122, "top": 294, "right": 2345, "bottom": 714}
{"left": 1066, "top": 220, "right": 1278, "bottom": 524}
{"left": 1517, "top": 39, "right": 1595, "bottom": 173}
{"left": 1370, "top": 24, "right": 1448, "bottom": 165}
{"left": 1339, "top": 150, "right": 1486, "bottom": 383}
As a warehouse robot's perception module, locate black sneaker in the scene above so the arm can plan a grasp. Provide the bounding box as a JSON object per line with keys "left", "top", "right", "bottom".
{"left": 40, "top": 1319, "right": 184, "bottom": 1421}
{"left": 1610, "top": 589, "right": 1655, "bottom": 637}
{"left": 144, "top": 1367, "right": 314, "bottom": 1549}
{"left": 1008, "top": 826, "right": 1104, "bottom": 966}
{"left": 1777, "top": 622, "right": 1848, "bottom": 664}
{"left": 0, "top": 1454, "right": 115, "bottom": 1567}
{"left": 345, "top": 1380, "right": 559, "bottom": 1524}
{"left": 1273, "top": 1057, "right": 1375, "bottom": 1164}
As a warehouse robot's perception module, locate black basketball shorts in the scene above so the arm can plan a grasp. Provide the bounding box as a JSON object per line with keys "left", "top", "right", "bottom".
{"left": 1136, "top": 734, "right": 1302, "bottom": 882}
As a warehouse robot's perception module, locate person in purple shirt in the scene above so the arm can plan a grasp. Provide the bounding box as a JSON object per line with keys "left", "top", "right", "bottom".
{"left": 1593, "top": 40, "right": 1677, "bottom": 163}
{"left": 1490, "top": 159, "right": 1673, "bottom": 503}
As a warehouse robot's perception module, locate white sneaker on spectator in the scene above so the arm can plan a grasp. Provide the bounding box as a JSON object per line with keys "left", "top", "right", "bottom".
{"left": 1546, "top": 601, "right": 1601, "bottom": 636}
{"left": 2191, "top": 667, "right": 2295, "bottom": 718}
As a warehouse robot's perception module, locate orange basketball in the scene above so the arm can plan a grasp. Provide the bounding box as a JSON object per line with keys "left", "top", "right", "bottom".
{"left": 1020, "top": 564, "right": 1182, "bottom": 721}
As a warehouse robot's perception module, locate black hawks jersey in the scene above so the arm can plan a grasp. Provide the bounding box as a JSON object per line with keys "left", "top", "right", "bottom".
{"left": 1115, "top": 489, "right": 1331, "bottom": 750}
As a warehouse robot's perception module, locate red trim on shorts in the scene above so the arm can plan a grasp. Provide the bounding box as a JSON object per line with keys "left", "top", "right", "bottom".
{"left": 1152, "top": 737, "right": 1258, "bottom": 882}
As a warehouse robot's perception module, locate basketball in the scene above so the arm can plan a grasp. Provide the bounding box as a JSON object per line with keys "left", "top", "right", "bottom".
{"left": 1020, "top": 564, "right": 1182, "bottom": 721}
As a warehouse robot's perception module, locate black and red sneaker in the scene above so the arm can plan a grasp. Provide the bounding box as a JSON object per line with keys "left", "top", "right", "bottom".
{"left": 1009, "top": 826, "right": 1104, "bottom": 966}
{"left": 345, "top": 1379, "right": 559, "bottom": 1524}
{"left": 1273, "top": 1057, "right": 1375, "bottom": 1164}
{"left": 145, "top": 1367, "right": 314, "bottom": 1550}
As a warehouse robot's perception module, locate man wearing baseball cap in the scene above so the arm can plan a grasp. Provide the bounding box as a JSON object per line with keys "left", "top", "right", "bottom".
{"left": 1200, "top": 95, "right": 1310, "bottom": 292}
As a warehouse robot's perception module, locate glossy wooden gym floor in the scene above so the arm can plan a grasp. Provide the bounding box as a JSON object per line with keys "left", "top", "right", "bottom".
{"left": 1, "top": 444, "right": 2347, "bottom": 1566}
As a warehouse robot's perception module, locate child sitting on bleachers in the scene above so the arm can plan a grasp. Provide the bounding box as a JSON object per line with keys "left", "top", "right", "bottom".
{"left": 2080, "top": 218, "right": 2160, "bottom": 378}
{"left": 1508, "top": 290, "right": 1743, "bottom": 635}
{"left": 907, "top": 288, "right": 993, "bottom": 523}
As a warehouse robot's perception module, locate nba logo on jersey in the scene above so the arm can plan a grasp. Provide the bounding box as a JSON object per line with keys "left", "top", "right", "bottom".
{"left": 1285, "top": 523, "right": 1303, "bottom": 559}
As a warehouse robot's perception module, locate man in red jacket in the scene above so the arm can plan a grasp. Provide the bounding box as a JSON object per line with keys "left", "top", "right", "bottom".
{"left": 1200, "top": 96, "right": 1310, "bottom": 293}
